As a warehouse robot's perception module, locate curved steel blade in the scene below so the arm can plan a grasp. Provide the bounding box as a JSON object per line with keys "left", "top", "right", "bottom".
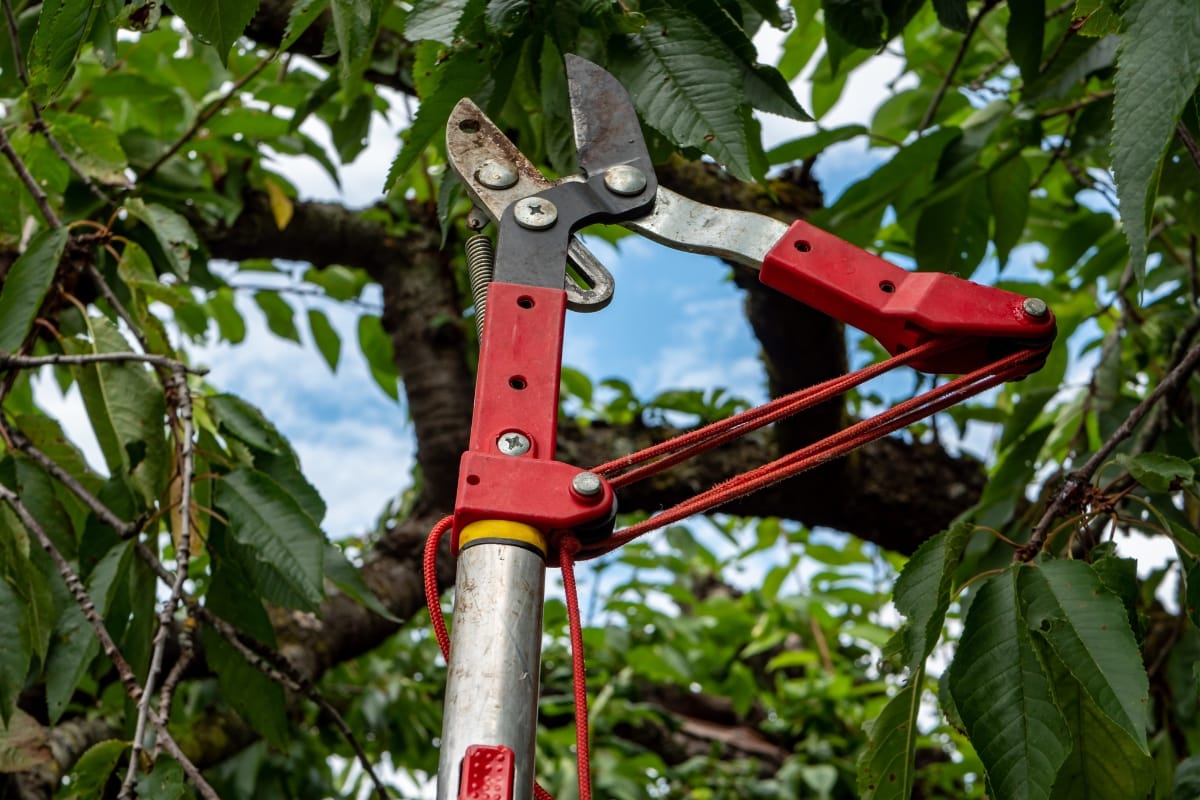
{"left": 565, "top": 54, "right": 653, "bottom": 176}
{"left": 445, "top": 98, "right": 615, "bottom": 311}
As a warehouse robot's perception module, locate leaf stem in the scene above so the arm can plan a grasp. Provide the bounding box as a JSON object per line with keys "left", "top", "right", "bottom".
{"left": 917, "top": 0, "right": 1000, "bottom": 133}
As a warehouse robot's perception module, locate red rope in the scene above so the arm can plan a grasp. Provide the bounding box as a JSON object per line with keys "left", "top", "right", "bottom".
{"left": 423, "top": 341, "right": 1049, "bottom": 798}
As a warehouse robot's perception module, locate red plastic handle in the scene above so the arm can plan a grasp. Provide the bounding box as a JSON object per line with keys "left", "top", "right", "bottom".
{"left": 459, "top": 745, "right": 515, "bottom": 800}
{"left": 759, "top": 221, "right": 1056, "bottom": 374}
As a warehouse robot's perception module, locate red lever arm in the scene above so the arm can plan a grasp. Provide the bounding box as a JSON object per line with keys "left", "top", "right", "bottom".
{"left": 759, "top": 221, "right": 1056, "bottom": 375}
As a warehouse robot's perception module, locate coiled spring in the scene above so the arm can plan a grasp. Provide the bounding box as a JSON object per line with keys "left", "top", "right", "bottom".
{"left": 465, "top": 233, "right": 495, "bottom": 341}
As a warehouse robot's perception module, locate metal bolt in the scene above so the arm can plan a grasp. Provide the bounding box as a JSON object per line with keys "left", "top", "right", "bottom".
{"left": 1022, "top": 297, "right": 1049, "bottom": 319}
{"left": 497, "top": 431, "right": 531, "bottom": 456}
{"left": 603, "top": 165, "right": 647, "bottom": 196}
{"left": 513, "top": 197, "right": 558, "bottom": 230}
{"left": 476, "top": 159, "right": 518, "bottom": 190}
{"left": 571, "top": 472, "right": 603, "bottom": 498}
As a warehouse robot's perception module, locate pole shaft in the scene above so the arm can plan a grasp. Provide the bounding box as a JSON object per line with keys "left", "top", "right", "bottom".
{"left": 437, "top": 543, "right": 546, "bottom": 800}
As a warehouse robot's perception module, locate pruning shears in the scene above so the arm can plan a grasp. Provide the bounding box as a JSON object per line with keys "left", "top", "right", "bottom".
{"left": 434, "top": 55, "right": 1057, "bottom": 800}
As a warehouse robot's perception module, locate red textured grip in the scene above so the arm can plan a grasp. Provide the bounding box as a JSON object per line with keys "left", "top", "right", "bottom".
{"left": 459, "top": 745, "right": 515, "bottom": 800}
{"left": 760, "top": 221, "right": 1056, "bottom": 374}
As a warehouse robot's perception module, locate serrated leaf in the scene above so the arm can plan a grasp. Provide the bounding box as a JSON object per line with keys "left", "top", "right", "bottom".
{"left": 44, "top": 111, "right": 129, "bottom": 186}
{"left": 988, "top": 155, "right": 1032, "bottom": 268}
{"left": 329, "top": 0, "right": 382, "bottom": 99}
{"left": 1118, "top": 452, "right": 1194, "bottom": 492}
{"left": 254, "top": 290, "right": 301, "bottom": 343}
{"left": 215, "top": 468, "right": 325, "bottom": 611}
{"left": 200, "top": 626, "right": 289, "bottom": 746}
{"left": 890, "top": 522, "right": 972, "bottom": 669}
{"left": 0, "top": 579, "right": 31, "bottom": 726}
{"left": 948, "top": 568, "right": 1070, "bottom": 800}
{"left": 405, "top": 0, "right": 483, "bottom": 42}
{"left": 282, "top": 0, "right": 329, "bottom": 50}
{"left": 208, "top": 393, "right": 290, "bottom": 455}
{"left": 307, "top": 309, "right": 341, "bottom": 372}
{"left": 27, "top": 0, "right": 101, "bottom": 103}
{"left": 0, "top": 227, "right": 68, "bottom": 354}
{"left": 1112, "top": 0, "right": 1200, "bottom": 284}
{"left": 62, "top": 739, "right": 127, "bottom": 799}
{"left": 385, "top": 42, "right": 491, "bottom": 192}
{"left": 66, "top": 319, "right": 168, "bottom": 507}
{"left": 858, "top": 683, "right": 924, "bottom": 799}
{"left": 611, "top": 8, "right": 756, "bottom": 180}
{"left": 1046, "top": 649, "right": 1154, "bottom": 800}
{"left": 165, "top": 0, "right": 259, "bottom": 65}
{"left": 357, "top": 314, "right": 399, "bottom": 400}
{"left": 124, "top": 199, "right": 198, "bottom": 279}
{"left": 324, "top": 543, "right": 398, "bottom": 621}
{"left": 0, "top": 708, "right": 51, "bottom": 771}
{"left": 1019, "top": 559, "right": 1150, "bottom": 753}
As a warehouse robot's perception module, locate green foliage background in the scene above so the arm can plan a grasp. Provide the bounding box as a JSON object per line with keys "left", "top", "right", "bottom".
{"left": 0, "top": 0, "right": 1199, "bottom": 798}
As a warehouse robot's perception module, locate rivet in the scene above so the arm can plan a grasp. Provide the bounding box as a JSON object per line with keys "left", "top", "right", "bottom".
{"left": 603, "top": 165, "right": 647, "bottom": 196}
{"left": 476, "top": 159, "right": 518, "bottom": 190}
{"left": 1022, "top": 297, "right": 1049, "bottom": 319}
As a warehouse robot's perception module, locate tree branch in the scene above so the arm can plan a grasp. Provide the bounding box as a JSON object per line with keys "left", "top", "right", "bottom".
{"left": 918, "top": 0, "right": 1000, "bottom": 133}
{"left": 0, "top": 125, "right": 61, "bottom": 229}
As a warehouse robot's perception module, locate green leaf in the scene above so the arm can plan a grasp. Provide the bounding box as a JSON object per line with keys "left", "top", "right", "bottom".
{"left": 329, "top": 0, "right": 382, "bottom": 99}
{"left": 405, "top": 0, "right": 483, "bottom": 42}
{"left": 611, "top": 8, "right": 758, "bottom": 180}
{"left": 215, "top": 468, "right": 326, "bottom": 611}
{"left": 914, "top": 180, "right": 990, "bottom": 274}
{"left": 357, "top": 314, "right": 399, "bottom": 400}
{"left": 66, "top": 319, "right": 168, "bottom": 507}
{"left": 304, "top": 265, "right": 368, "bottom": 301}
{"left": 1018, "top": 559, "right": 1150, "bottom": 753}
{"left": 307, "top": 308, "right": 341, "bottom": 372}
{"left": 0, "top": 579, "right": 31, "bottom": 725}
{"left": 933, "top": 0, "right": 969, "bottom": 31}
{"left": 123, "top": 199, "right": 198, "bottom": 279}
{"left": 822, "top": 0, "right": 885, "bottom": 48}
{"left": 254, "top": 290, "right": 301, "bottom": 343}
{"left": 207, "top": 287, "right": 246, "bottom": 344}
{"left": 44, "top": 111, "right": 130, "bottom": 186}
{"left": 0, "top": 708, "right": 52, "bottom": 772}
{"left": 137, "top": 757, "right": 185, "bottom": 799}
{"left": 766, "top": 124, "right": 867, "bottom": 164}
{"left": 1007, "top": 0, "right": 1044, "bottom": 81}
{"left": 282, "top": 0, "right": 330, "bottom": 50}
{"left": 1111, "top": 0, "right": 1200, "bottom": 283}
{"left": 0, "top": 227, "right": 68, "bottom": 354}
{"left": 208, "top": 393, "right": 290, "bottom": 456}
{"left": 385, "top": 41, "right": 491, "bottom": 191}
{"left": 1047, "top": 651, "right": 1154, "bottom": 800}
{"left": 27, "top": 0, "right": 101, "bottom": 103}
{"left": 324, "top": 543, "right": 399, "bottom": 621}
{"left": 948, "top": 568, "right": 1070, "bottom": 800}
{"left": 1176, "top": 756, "right": 1200, "bottom": 800}
{"left": 166, "top": 0, "right": 260, "bottom": 65}
{"left": 200, "top": 626, "right": 289, "bottom": 746}
{"left": 1074, "top": 0, "right": 1122, "bottom": 36}
{"left": 560, "top": 366, "right": 593, "bottom": 405}
{"left": 890, "top": 522, "right": 972, "bottom": 669}
{"left": 1117, "top": 452, "right": 1195, "bottom": 492}
{"left": 988, "top": 155, "right": 1032, "bottom": 268}
{"left": 62, "top": 739, "right": 128, "bottom": 799}
{"left": 858, "top": 683, "right": 924, "bottom": 799}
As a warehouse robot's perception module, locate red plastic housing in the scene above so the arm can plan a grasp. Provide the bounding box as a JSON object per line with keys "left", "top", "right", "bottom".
{"left": 458, "top": 744, "right": 515, "bottom": 800}
{"left": 452, "top": 282, "right": 615, "bottom": 550}
{"left": 760, "top": 221, "right": 1056, "bottom": 374}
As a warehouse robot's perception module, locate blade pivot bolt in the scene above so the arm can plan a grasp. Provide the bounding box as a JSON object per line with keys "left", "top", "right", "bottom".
{"left": 497, "top": 431, "right": 531, "bottom": 456}
{"left": 603, "top": 165, "right": 647, "bottom": 196}
{"left": 514, "top": 197, "right": 558, "bottom": 230}
{"left": 477, "top": 159, "right": 518, "bottom": 190}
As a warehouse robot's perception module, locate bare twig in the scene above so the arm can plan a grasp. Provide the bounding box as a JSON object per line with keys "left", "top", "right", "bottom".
{"left": 121, "top": 367, "right": 196, "bottom": 798}
{"left": 0, "top": 484, "right": 219, "bottom": 799}
{"left": 1178, "top": 122, "right": 1200, "bottom": 174}
{"left": 140, "top": 52, "right": 276, "bottom": 182}
{"left": 1038, "top": 89, "right": 1114, "bottom": 119}
{"left": 0, "top": 125, "right": 62, "bottom": 228}
{"left": 1, "top": 0, "right": 28, "bottom": 86}
{"left": 918, "top": 0, "right": 1000, "bottom": 133}
{"left": 0, "top": 351, "right": 204, "bottom": 372}
{"left": 1018, "top": 339, "right": 1200, "bottom": 559}
{"left": 86, "top": 263, "right": 156, "bottom": 354}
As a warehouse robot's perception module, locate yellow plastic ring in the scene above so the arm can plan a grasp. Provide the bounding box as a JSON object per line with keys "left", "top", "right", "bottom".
{"left": 458, "top": 520, "right": 547, "bottom": 556}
